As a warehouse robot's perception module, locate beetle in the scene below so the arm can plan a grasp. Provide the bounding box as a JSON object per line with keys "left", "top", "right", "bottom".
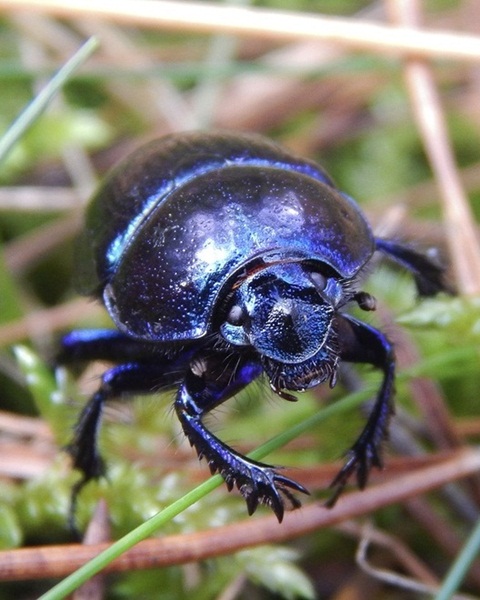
{"left": 59, "top": 131, "right": 448, "bottom": 522}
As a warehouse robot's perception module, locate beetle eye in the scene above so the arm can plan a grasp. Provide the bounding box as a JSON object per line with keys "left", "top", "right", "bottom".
{"left": 310, "top": 272, "right": 327, "bottom": 292}
{"left": 227, "top": 305, "right": 246, "bottom": 326}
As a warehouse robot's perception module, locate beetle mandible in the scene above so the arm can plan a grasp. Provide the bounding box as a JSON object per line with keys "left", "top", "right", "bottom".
{"left": 59, "top": 132, "right": 448, "bottom": 522}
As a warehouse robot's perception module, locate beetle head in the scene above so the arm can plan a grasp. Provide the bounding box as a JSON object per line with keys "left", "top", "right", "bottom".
{"left": 221, "top": 263, "right": 342, "bottom": 369}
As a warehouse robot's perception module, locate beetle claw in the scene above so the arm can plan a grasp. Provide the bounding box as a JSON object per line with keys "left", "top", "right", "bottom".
{"left": 235, "top": 466, "right": 308, "bottom": 522}
{"left": 203, "top": 447, "right": 309, "bottom": 521}
{"left": 244, "top": 489, "right": 260, "bottom": 516}
{"left": 326, "top": 439, "right": 384, "bottom": 507}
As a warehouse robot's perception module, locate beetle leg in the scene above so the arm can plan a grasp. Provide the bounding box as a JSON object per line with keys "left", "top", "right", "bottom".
{"left": 67, "top": 360, "right": 181, "bottom": 530}
{"left": 375, "top": 237, "right": 451, "bottom": 296}
{"left": 326, "top": 314, "right": 395, "bottom": 507}
{"left": 69, "top": 362, "right": 177, "bottom": 477}
{"left": 175, "top": 352, "right": 309, "bottom": 522}
{"left": 58, "top": 328, "right": 160, "bottom": 364}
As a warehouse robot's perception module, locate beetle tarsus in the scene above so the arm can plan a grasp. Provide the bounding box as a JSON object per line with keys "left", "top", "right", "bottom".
{"left": 325, "top": 438, "right": 384, "bottom": 507}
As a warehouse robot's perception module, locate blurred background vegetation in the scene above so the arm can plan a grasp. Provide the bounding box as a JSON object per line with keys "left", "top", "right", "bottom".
{"left": 0, "top": 0, "right": 479, "bottom": 598}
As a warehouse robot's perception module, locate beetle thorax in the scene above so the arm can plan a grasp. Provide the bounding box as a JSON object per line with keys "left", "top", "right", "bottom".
{"left": 220, "top": 263, "right": 339, "bottom": 366}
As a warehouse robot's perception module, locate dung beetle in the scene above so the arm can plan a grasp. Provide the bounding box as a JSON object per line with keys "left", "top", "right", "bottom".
{"left": 59, "top": 131, "right": 448, "bottom": 522}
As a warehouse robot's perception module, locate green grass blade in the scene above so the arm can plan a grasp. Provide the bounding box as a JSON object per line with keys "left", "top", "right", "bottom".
{"left": 0, "top": 37, "right": 99, "bottom": 166}
{"left": 434, "top": 517, "right": 480, "bottom": 600}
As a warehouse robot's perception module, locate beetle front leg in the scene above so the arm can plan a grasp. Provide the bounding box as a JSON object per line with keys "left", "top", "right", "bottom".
{"left": 175, "top": 353, "right": 309, "bottom": 522}
{"left": 326, "top": 314, "right": 395, "bottom": 506}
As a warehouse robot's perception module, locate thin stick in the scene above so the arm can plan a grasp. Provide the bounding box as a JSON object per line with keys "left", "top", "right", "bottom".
{"left": 386, "top": 0, "right": 480, "bottom": 295}
{"left": 0, "top": 298, "right": 101, "bottom": 346}
{"left": 2, "top": 0, "right": 480, "bottom": 63}
{"left": 0, "top": 448, "right": 477, "bottom": 586}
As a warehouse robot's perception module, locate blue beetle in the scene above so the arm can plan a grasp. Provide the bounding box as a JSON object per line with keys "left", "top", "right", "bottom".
{"left": 59, "top": 132, "right": 448, "bottom": 522}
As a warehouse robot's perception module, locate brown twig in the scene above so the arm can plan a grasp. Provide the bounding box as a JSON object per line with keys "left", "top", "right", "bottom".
{"left": 4, "top": 212, "right": 82, "bottom": 274}
{"left": 386, "top": 0, "right": 480, "bottom": 295}
{"left": 0, "top": 448, "right": 479, "bottom": 582}
{"left": 2, "top": 0, "right": 480, "bottom": 62}
{"left": 72, "top": 500, "right": 111, "bottom": 600}
{"left": 0, "top": 298, "right": 102, "bottom": 347}
{"left": 353, "top": 523, "right": 474, "bottom": 600}
{"left": 337, "top": 520, "right": 439, "bottom": 587}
